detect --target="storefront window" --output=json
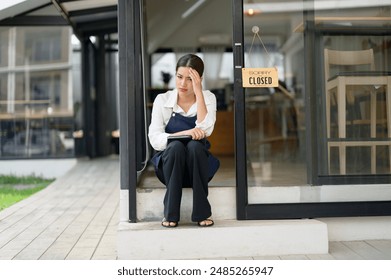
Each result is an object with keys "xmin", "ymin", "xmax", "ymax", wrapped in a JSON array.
[
  {"xmin": 0, "ymin": 27, "xmax": 74, "ymax": 159},
  {"xmin": 314, "ymin": 2, "xmax": 391, "ymax": 176}
]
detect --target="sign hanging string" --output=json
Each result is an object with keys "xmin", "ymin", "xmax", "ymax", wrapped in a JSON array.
[
  {"xmin": 242, "ymin": 26, "xmax": 278, "ymax": 88},
  {"xmin": 246, "ymin": 26, "xmax": 274, "ymax": 68}
]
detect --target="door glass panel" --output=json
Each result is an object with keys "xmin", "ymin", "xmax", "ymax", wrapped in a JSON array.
[{"xmin": 243, "ymin": 0, "xmax": 307, "ymax": 203}]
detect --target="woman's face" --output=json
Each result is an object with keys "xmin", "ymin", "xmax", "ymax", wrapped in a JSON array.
[{"xmin": 176, "ymin": 66, "xmax": 194, "ymax": 96}]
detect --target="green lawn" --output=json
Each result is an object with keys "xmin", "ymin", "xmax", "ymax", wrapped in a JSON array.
[{"xmin": 0, "ymin": 175, "xmax": 54, "ymax": 211}]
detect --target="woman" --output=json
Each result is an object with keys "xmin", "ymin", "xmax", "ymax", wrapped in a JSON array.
[{"xmin": 148, "ymin": 54, "xmax": 218, "ymax": 228}]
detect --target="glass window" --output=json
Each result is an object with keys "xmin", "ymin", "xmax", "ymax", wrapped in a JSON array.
[
  {"xmin": 0, "ymin": 28, "xmax": 9, "ymax": 67},
  {"xmin": 0, "ymin": 73, "xmax": 7, "ymax": 101},
  {"xmin": 31, "ymin": 73, "xmax": 62, "ymax": 106},
  {"xmin": 0, "ymin": 26, "xmax": 74, "ymax": 159},
  {"xmin": 314, "ymin": 1, "xmax": 391, "ymax": 177},
  {"xmin": 15, "ymin": 27, "xmax": 69, "ymax": 66},
  {"xmin": 26, "ymin": 31, "xmax": 62, "ymax": 62}
]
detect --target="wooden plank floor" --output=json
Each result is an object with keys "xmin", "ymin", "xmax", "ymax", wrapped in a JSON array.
[
  {"xmin": 1, "ymin": 155, "xmax": 390, "ymax": 260},
  {"xmin": 0, "ymin": 156, "xmax": 119, "ymax": 260}
]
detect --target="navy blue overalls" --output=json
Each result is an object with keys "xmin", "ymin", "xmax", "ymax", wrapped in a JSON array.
[{"xmin": 151, "ymin": 112, "xmax": 219, "ymax": 222}]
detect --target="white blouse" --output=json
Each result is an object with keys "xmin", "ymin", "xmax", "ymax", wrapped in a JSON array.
[{"xmin": 148, "ymin": 89, "xmax": 217, "ymax": 151}]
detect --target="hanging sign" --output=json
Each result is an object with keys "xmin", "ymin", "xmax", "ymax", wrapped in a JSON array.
[
  {"xmin": 242, "ymin": 26, "xmax": 279, "ymax": 88},
  {"xmin": 242, "ymin": 67, "xmax": 278, "ymax": 88}
]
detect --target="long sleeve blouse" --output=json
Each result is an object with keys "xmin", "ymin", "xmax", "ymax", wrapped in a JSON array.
[{"xmin": 148, "ymin": 89, "xmax": 217, "ymax": 151}]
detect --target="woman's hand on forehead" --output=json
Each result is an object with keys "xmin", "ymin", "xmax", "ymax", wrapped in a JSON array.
[
  {"xmin": 189, "ymin": 68, "xmax": 200, "ymax": 79},
  {"xmin": 189, "ymin": 68, "xmax": 202, "ymax": 93}
]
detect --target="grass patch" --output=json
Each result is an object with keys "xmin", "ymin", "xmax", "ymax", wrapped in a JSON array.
[{"xmin": 0, "ymin": 175, "xmax": 54, "ymax": 211}]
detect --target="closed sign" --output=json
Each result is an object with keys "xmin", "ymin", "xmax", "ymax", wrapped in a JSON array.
[{"xmin": 242, "ymin": 67, "xmax": 278, "ymax": 88}]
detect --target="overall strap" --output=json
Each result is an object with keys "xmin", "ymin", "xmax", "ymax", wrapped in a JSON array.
[{"xmin": 165, "ymin": 113, "xmax": 197, "ymax": 134}]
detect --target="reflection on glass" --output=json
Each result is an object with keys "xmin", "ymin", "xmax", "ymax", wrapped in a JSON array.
[
  {"xmin": 0, "ymin": 26, "xmax": 74, "ymax": 159},
  {"xmin": 315, "ymin": 0, "xmax": 391, "ymax": 176},
  {"xmin": 245, "ymin": 85, "xmax": 307, "ymax": 187},
  {"xmin": 0, "ymin": 28, "xmax": 8, "ymax": 67},
  {"xmin": 323, "ymin": 37, "xmax": 391, "ymax": 175}
]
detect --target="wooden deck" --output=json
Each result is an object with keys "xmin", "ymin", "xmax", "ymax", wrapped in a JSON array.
[
  {"xmin": 1, "ymin": 155, "xmax": 391, "ymax": 260},
  {"xmin": 0, "ymin": 156, "xmax": 119, "ymax": 260}
]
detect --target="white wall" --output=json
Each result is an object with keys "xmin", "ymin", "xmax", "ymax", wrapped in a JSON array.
[{"xmin": 0, "ymin": 159, "xmax": 77, "ymax": 179}]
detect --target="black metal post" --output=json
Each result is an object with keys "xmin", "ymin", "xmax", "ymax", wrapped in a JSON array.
[
  {"xmin": 81, "ymin": 39, "xmax": 97, "ymax": 158},
  {"xmin": 95, "ymin": 35, "xmax": 112, "ymax": 156},
  {"xmin": 118, "ymin": 0, "xmax": 138, "ymax": 222}
]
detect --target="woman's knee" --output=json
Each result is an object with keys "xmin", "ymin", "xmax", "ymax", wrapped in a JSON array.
[
  {"xmin": 163, "ymin": 141, "xmax": 186, "ymax": 160},
  {"xmin": 168, "ymin": 140, "xmax": 186, "ymax": 151},
  {"xmin": 187, "ymin": 140, "xmax": 207, "ymax": 157}
]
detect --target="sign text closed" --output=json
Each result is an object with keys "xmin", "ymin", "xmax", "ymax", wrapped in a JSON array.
[{"xmin": 242, "ymin": 67, "xmax": 278, "ymax": 88}]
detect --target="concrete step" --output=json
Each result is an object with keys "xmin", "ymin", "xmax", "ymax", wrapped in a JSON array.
[
  {"xmin": 136, "ymin": 185, "xmax": 236, "ymax": 222},
  {"xmin": 117, "ymin": 219, "xmax": 329, "ymax": 259}
]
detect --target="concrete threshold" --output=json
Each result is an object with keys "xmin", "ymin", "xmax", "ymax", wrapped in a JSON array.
[
  {"xmin": 319, "ymin": 216, "xmax": 391, "ymax": 241},
  {"xmin": 117, "ymin": 219, "xmax": 328, "ymax": 260}
]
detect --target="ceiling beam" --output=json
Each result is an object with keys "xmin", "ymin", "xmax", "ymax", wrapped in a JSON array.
[
  {"xmin": 52, "ymin": 0, "xmax": 118, "ymax": 39},
  {"xmin": 76, "ymin": 18, "xmax": 117, "ymax": 33},
  {"xmin": 68, "ymin": 5, "xmax": 117, "ymax": 17}
]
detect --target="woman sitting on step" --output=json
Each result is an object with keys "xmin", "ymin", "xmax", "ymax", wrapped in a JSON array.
[{"xmin": 148, "ymin": 54, "xmax": 219, "ymax": 228}]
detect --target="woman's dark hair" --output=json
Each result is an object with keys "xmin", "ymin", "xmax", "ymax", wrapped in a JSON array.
[{"xmin": 176, "ymin": 54, "xmax": 204, "ymax": 77}]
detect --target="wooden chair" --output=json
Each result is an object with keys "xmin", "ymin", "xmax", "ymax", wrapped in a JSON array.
[{"xmin": 324, "ymin": 48, "xmax": 391, "ymax": 174}]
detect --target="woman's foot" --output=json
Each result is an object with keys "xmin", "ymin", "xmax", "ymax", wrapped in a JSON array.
[
  {"xmin": 161, "ymin": 218, "xmax": 178, "ymax": 228},
  {"xmin": 197, "ymin": 217, "xmax": 214, "ymax": 227}
]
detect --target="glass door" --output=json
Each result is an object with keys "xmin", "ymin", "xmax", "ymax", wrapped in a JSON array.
[
  {"xmin": 234, "ymin": 0, "xmax": 309, "ymax": 219},
  {"xmin": 243, "ymin": 1, "xmax": 307, "ymax": 202},
  {"xmin": 233, "ymin": 0, "xmax": 391, "ymax": 219}
]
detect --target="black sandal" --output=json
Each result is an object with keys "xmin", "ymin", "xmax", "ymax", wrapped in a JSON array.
[
  {"xmin": 198, "ymin": 218, "xmax": 214, "ymax": 227},
  {"xmin": 161, "ymin": 218, "xmax": 178, "ymax": 228}
]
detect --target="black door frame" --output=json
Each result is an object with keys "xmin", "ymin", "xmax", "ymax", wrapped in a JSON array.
[{"xmin": 232, "ymin": 0, "xmax": 391, "ymax": 220}]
